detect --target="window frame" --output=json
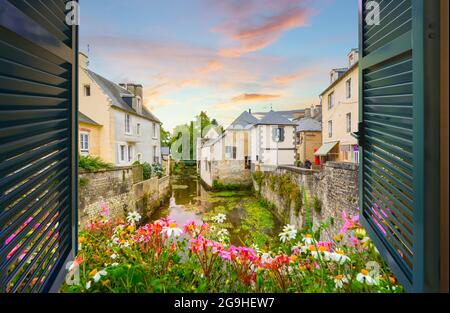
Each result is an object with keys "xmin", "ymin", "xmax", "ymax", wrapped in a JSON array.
[
  {"xmin": 346, "ymin": 113, "xmax": 352, "ymax": 133},
  {"xmin": 80, "ymin": 132, "xmax": 90, "ymax": 155},
  {"xmin": 125, "ymin": 113, "xmax": 131, "ymax": 135},
  {"xmin": 346, "ymin": 78, "xmax": 352, "ymax": 99},
  {"xmin": 83, "ymin": 84, "xmax": 91, "ymax": 97},
  {"xmin": 328, "ymin": 120, "xmax": 333, "ymax": 138}
]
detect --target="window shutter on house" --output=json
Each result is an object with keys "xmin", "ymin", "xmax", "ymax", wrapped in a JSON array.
[
  {"xmin": 359, "ymin": 0, "xmax": 441, "ymax": 292},
  {"xmin": 279, "ymin": 128, "xmax": 285, "ymax": 142},
  {"xmin": 0, "ymin": 0, "xmax": 78, "ymax": 292}
]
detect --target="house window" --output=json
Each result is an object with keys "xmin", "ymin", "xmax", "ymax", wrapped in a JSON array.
[
  {"xmin": 83, "ymin": 85, "xmax": 91, "ymax": 97},
  {"xmin": 153, "ymin": 146, "xmax": 159, "ymax": 163},
  {"xmin": 137, "ymin": 123, "xmax": 141, "ymax": 136},
  {"xmin": 346, "ymin": 113, "xmax": 352, "ymax": 133},
  {"xmin": 128, "ymin": 146, "xmax": 133, "ymax": 162},
  {"xmin": 80, "ymin": 133, "xmax": 89, "ymax": 155},
  {"xmin": 119, "ymin": 145, "xmax": 126, "ymax": 163},
  {"xmin": 328, "ymin": 92, "xmax": 335, "ymax": 109},
  {"xmin": 273, "ymin": 127, "xmax": 285, "ymax": 143},
  {"xmin": 328, "ymin": 120, "xmax": 333, "ymax": 138},
  {"xmin": 125, "ymin": 114, "xmax": 131, "ymax": 134},
  {"xmin": 346, "ymin": 78, "xmax": 352, "ymax": 99},
  {"xmin": 152, "ymin": 123, "xmax": 157, "ymax": 138},
  {"xmin": 225, "ymin": 146, "xmax": 237, "ymax": 159}
]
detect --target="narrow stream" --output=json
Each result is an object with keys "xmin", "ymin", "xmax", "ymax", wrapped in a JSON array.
[{"xmin": 148, "ymin": 166, "xmax": 283, "ymax": 247}]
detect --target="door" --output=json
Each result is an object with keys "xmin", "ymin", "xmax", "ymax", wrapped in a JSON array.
[
  {"xmin": 358, "ymin": 0, "xmax": 441, "ymax": 292},
  {"xmin": 0, "ymin": 0, "xmax": 78, "ymax": 292}
]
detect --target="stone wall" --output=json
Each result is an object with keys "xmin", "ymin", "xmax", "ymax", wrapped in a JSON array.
[
  {"xmin": 253, "ymin": 162, "xmax": 359, "ymax": 240},
  {"xmin": 211, "ymin": 160, "xmax": 252, "ymax": 187},
  {"xmin": 79, "ymin": 166, "xmax": 171, "ymax": 228}
]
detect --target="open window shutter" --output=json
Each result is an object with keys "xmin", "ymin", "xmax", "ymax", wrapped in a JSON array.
[
  {"xmin": 279, "ymin": 128, "xmax": 285, "ymax": 142},
  {"xmin": 0, "ymin": 0, "xmax": 78, "ymax": 292},
  {"xmin": 359, "ymin": 0, "xmax": 441, "ymax": 292}
]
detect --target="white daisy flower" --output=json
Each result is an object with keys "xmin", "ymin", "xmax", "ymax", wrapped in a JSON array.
[
  {"xmin": 126, "ymin": 211, "xmax": 142, "ymax": 224},
  {"xmin": 111, "ymin": 253, "xmax": 118, "ymax": 260},
  {"xmin": 334, "ymin": 275, "xmax": 349, "ymax": 289},
  {"xmin": 356, "ymin": 269, "xmax": 377, "ymax": 285},
  {"xmin": 301, "ymin": 234, "xmax": 316, "ymax": 245},
  {"xmin": 111, "ymin": 263, "xmax": 119, "ymax": 267},
  {"xmin": 162, "ymin": 222, "xmax": 183, "ymax": 238},
  {"xmin": 331, "ymin": 250, "xmax": 351, "ymax": 264},
  {"xmin": 212, "ymin": 213, "xmax": 227, "ymax": 223}
]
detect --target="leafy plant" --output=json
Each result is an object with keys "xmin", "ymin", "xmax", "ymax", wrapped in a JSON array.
[
  {"xmin": 79, "ymin": 155, "xmax": 114, "ymax": 172},
  {"xmin": 142, "ymin": 162, "xmax": 152, "ymax": 180},
  {"xmin": 312, "ymin": 195, "xmax": 322, "ymax": 214},
  {"xmin": 79, "ymin": 177, "xmax": 90, "ymax": 188},
  {"xmin": 151, "ymin": 163, "xmax": 164, "ymax": 178}
]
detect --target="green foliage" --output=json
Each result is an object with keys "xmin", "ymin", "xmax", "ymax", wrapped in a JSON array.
[
  {"xmin": 212, "ymin": 180, "xmax": 250, "ymax": 191},
  {"xmin": 79, "ymin": 155, "xmax": 114, "ymax": 172},
  {"xmin": 160, "ymin": 126, "xmax": 171, "ymax": 147},
  {"xmin": 142, "ymin": 162, "xmax": 152, "ymax": 180},
  {"xmin": 295, "ymin": 160, "xmax": 304, "ymax": 168},
  {"xmin": 312, "ymin": 195, "xmax": 322, "ymax": 214},
  {"xmin": 252, "ymin": 170, "xmax": 265, "ymax": 192},
  {"xmin": 79, "ymin": 177, "xmax": 89, "ymax": 188},
  {"xmin": 151, "ymin": 163, "xmax": 164, "ymax": 178}
]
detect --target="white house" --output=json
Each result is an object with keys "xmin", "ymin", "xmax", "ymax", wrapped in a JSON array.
[
  {"xmin": 250, "ymin": 110, "xmax": 297, "ymax": 171},
  {"xmin": 78, "ymin": 53, "xmax": 162, "ymax": 166},
  {"xmin": 198, "ymin": 110, "xmax": 297, "ymax": 187}
]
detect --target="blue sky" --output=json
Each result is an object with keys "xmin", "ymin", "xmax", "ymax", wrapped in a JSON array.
[{"xmin": 80, "ymin": 0, "xmax": 358, "ymax": 130}]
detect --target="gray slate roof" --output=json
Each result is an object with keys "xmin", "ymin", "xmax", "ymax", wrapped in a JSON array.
[
  {"xmin": 296, "ymin": 117, "xmax": 322, "ymax": 132},
  {"xmin": 256, "ymin": 110, "xmax": 297, "ymax": 126},
  {"xmin": 79, "ymin": 112, "xmax": 101, "ymax": 125},
  {"xmin": 86, "ymin": 69, "xmax": 161, "ymax": 123},
  {"xmin": 254, "ymin": 109, "xmax": 305, "ymax": 121},
  {"xmin": 227, "ymin": 111, "xmax": 259, "ymax": 130}
]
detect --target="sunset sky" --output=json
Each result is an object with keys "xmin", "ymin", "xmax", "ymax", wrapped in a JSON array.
[{"xmin": 80, "ymin": 0, "xmax": 358, "ymax": 130}]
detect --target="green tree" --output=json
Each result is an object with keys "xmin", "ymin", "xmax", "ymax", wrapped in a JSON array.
[{"xmin": 160, "ymin": 126, "xmax": 171, "ymax": 147}]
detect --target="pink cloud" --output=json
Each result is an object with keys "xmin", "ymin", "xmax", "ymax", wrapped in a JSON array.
[{"xmin": 211, "ymin": 0, "xmax": 315, "ymax": 57}]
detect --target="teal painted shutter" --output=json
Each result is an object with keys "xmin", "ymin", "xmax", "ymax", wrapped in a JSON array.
[
  {"xmin": 0, "ymin": 0, "xmax": 78, "ymax": 292},
  {"xmin": 359, "ymin": 0, "xmax": 441, "ymax": 292}
]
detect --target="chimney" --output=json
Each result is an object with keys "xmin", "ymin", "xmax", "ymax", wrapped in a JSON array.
[
  {"xmin": 305, "ymin": 108, "xmax": 311, "ymax": 118},
  {"xmin": 79, "ymin": 52, "xmax": 89, "ymax": 69}
]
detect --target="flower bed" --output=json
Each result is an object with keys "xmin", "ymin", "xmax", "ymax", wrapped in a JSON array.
[{"xmin": 62, "ymin": 207, "xmax": 402, "ymax": 293}]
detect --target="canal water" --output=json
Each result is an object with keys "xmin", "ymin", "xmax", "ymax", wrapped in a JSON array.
[{"xmin": 149, "ymin": 166, "xmax": 283, "ymax": 247}]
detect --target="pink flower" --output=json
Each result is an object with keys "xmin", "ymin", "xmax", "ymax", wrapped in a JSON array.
[
  {"xmin": 340, "ymin": 211, "xmax": 360, "ymax": 234},
  {"xmin": 101, "ymin": 201, "xmax": 110, "ymax": 218}
]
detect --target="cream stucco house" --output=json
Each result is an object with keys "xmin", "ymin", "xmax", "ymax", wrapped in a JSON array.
[
  {"xmin": 78, "ymin": 53, "xmax": 162, "ymax": 166},
  {"xmin": 316, "ymin": 49, "xmax": 359, "ymax": 164},
  {"xmin": 199, "ymin": 111, "xmax": 256, "ymax": 187}
]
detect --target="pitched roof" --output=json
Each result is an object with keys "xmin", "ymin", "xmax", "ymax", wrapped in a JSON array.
[
  {"xmin": 253, "ymin": 109, "xmax": 305, "ymax": 121},
  {"xmin": 256, "ymin": 110, "xmax": 297, "ymax": 126},
  {"xmin": 79, "ymin": 112, "xmax": 101, "ymax": 126},
  {"xmin": 86, "ymin": 69, "xmax": 161, "ymax": 123},
  {"xmin": 296, "ymin": 117, "xmax": 322, "ymax": 132},
  {"xmin": 227, "ymin": 111, "xmax": 259, "ymax": 130}
]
